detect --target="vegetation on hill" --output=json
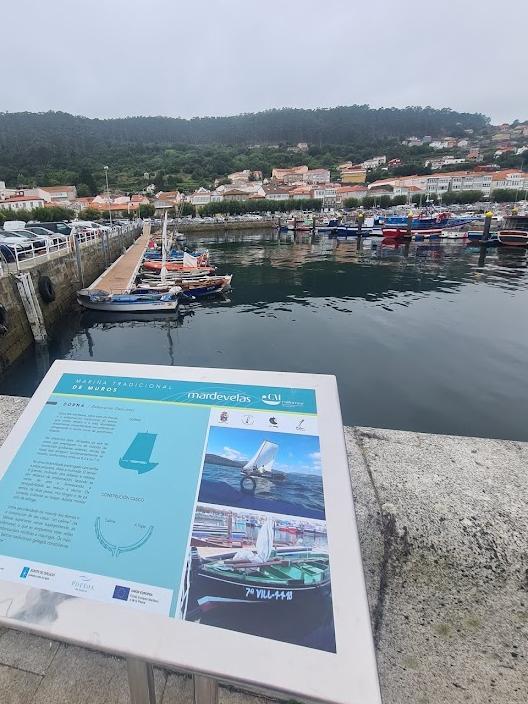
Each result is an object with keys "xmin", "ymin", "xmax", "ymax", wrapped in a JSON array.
[{"xmin": 0, "ymin": 106, "xmax": 489, "ymax": 193}]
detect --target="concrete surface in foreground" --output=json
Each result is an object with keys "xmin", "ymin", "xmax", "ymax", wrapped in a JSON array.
[{"xmin": 0, "ymin": 395, "xmax": 526, "ymax": 704}]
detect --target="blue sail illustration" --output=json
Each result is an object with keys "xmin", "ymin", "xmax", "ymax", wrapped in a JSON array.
[{"xmin": 119, "ymin": 432, "xmax": 158, "ymax": 474}]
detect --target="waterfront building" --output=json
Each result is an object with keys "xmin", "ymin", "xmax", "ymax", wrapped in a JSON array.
[
  {"xmin": 369, "ymin": 169, "xmax": 528, "ymax": 198},
  {"xmin": 190, "ymin": 187, "xmax": 214, "ymax": 206},
  {"xmin": 289, "ymin": 185, "xmax": 314, "ymax": 200},
  {"xmin": 262, "ymin": 185, "xmax": 292, "ymax": 201},
  {"xmin": 335, "ymin": 185, "xmax": 369, "ymax": 203},
  {"xmin": 0, "ymin": 193, "xmax": 46, "ymax": 211}
]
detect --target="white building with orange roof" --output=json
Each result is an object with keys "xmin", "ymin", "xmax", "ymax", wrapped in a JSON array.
[
  {"xmin": 289, "ymin": 185, "xmax": 313, "ymax": 200},
  {"xmin": 39, "ymin": 185, "xmax": 77, "ymax": 203},
  {"xmin": 0, "ymin": 193, "xmax": 46, "ymax": 211},
  {"xmin": 271, "ymin": 165, "xmax": 308, "ymax": 184}
]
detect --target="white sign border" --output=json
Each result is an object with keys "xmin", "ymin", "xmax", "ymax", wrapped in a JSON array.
[{"xmin": 0, "ymin": 360, "xmax": 381, "ymax": 704}]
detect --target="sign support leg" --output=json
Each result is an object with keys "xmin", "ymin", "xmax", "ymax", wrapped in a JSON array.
[
  {"xmin": 193, "ymin": 674, "xmax": 218, "ymax": 704},
  {"xmin": 127, "ymin": 658, "xmax": 156, "ymax": 704}
]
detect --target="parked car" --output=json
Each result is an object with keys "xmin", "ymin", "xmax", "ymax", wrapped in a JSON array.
[
  {"xmin": 69, "ymin": 220, "xmax": 110, "ymax": 233},
  {"xmin": 4, "ymin": 230, "xmax": 47, "ymax": 249},
  {"xmin": 24, "ymin": 225, "xmax": 68, "ymax": 243},
  {"xmin": 27, "ymin": 221, "xmax": 73, "ymax": 236},
  {"xmin": 0, "ymin": 231, "xmax": 34, "ymax": 258}
]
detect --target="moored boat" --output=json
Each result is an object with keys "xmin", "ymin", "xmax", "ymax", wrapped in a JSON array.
[
  {"xmin": 497, "ymin": 215, "xmax": 528, "ymax": 247},
  {"xmin": 133, "ymin": 274, "xmax": 232, "ymax": 299},
  {"xmin": 142, "ymin": 260, "xmax": 215, "ymax": 274},
  {"xmin": 77, "ymin": 287, "xmax": 181, "ymax": 312}
]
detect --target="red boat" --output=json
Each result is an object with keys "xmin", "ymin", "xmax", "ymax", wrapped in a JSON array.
[{"xmin": 142, "ymin": 261, "xmax": 215, "ymax": 274}]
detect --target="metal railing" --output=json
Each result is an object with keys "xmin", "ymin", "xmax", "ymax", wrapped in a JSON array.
[{"xmin": 1, "ymin": 222, "xmax": 141, "ymax": 272}]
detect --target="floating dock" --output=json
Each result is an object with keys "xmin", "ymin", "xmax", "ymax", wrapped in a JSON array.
[{"xmin": 89, "ymin": 225, "xmax": 151, "ymax": 293}]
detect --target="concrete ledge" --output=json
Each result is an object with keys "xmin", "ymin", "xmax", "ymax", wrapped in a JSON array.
[{"xmin": 0, "ymin": 396, "xmax": 526, "ymax": 703}]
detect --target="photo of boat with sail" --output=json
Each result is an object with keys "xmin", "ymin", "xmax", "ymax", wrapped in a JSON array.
[
  {"xmin": 181, "ymin": 507, "xmax": 335, "ymax": 652},
  {"xmin": 198, "ymin": 427, "xmax": 325, "ymax": 520}
]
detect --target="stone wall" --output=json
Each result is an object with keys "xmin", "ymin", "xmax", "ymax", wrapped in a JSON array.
[
  {"xmin": 0, "ymin": 227, "xmax": 141, "ymax": 373},
  {"xmin": 176, "ymin": 219, "xmax": 276, "ymax": 233}
]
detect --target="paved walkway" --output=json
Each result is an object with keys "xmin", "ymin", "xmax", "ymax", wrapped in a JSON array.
[
  {"xmin": 90, "ymin": 229, "xmax": 150, "ymax": 293},
  {"xmin": 0, "ymin": 396, "xmax": 526, "ymax": 704}
]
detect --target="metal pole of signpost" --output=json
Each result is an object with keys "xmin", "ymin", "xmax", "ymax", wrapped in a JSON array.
[
  {"xmin": 193, "ymin": 674, "xmax": 218, "ymax": 704},
  {"xmin": 126, "ymin": 658, "xmax": 156, "ymax": 704}
]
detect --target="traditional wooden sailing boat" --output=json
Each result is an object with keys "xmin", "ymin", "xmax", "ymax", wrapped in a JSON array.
[
  {"xmin": 241, "ymin": 440, "xmax": 286, "ymax": 482},
  {"xmin": 185, "ymin": 519, "xmax": 333, "ymax": 647}
]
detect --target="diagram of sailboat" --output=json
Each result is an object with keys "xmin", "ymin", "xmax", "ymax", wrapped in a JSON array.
[
  {"xmin": 119, "ymin": 432, "xmax": 158, "ymax": 474},
  {"xmin": 241, "ymin": 440, "xmax": 285, "ymax": 481}
]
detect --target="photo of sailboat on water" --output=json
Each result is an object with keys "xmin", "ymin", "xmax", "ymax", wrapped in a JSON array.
[
  {"xmin": 198, "ymin": 427, "xmax": 325, "ymax": 519},
  {"xmin": 181, "ymin": 506, "xmax": 336, "ymax": 652}
]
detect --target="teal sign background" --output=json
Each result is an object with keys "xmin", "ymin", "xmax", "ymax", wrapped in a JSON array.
[
  {"xmin": 0, "ymin": 393, "xmax": 209, "ymax": 595},
  {"xmin": 53, "ymin": 373, "xmax": 317, "ymax": 414}
]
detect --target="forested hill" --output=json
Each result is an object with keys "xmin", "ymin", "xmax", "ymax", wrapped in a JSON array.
[
  {"xmin": 0, "ymin": 106, "xmax": 489, "ymax": 193},
  {"xmin": 0, "ymin": 105, "xmax": 487, "ymax": 148}
]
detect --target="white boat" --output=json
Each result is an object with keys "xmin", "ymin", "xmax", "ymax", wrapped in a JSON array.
[{"xmin": 77, "ymin": 287, "xmax": 182, "ymax": 312}]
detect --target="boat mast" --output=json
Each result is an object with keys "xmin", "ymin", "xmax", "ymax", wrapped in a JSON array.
[{"xmin": 161, "ymin": 211, "xmax": 168, "ymax": 284}]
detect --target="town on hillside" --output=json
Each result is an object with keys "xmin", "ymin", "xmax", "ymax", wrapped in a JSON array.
[{"xmin": 1, "ymin": 119, "xmax": 528, "ymax": 219}]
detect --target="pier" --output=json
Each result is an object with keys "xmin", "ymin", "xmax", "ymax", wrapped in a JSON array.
[
  {"xmin": 0, "ymin": 394, "xmax": 525, "ymax": 704},
  {"xmin": 89, "ymin": 225, "xmax": 152, "ymax": 293}
]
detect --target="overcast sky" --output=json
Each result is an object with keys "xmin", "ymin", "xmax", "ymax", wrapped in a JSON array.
[{"xmin": 2, "ymin": 0, "xmax": 526, "ymax": 124}]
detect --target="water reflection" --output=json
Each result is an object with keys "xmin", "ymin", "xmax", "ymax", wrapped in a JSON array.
[{"xmin": 2, "ymin": 230, "xmax": 528, "ymax": 440}]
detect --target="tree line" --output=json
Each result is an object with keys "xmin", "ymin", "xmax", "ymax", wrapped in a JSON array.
[{"xmin": 0, "ymin": 106, "xmax": 489, "ymax": 194}]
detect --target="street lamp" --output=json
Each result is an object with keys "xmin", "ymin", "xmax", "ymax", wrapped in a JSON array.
[{"xmin": 103, "ymin": 166, "xmax": 112, "ymax": 227}]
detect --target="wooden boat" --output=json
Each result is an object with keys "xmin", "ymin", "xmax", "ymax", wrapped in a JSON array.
[
  {"xmin": 186, "ymin": 545, "xmax": 332, "ymax": 625},
  {"xmin": 77, "ymin": 287, "xmax": 181, "ymax": 312},
  {"xmin": 142, "ymin": 260, "xmax": 215, "ymax": 273},
  {"xmin": 133, "ymin": 275, "xmax": 232, "ymax": 299},
  {"xmin": 497, "ymin": 216, "xmax": 528, "ymax": 247}
]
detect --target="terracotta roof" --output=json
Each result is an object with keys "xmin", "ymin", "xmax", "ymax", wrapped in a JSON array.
[
  {"xmin": 41, "ymin": 185, "xmax": 75, "ymax": 192},
  {"xmin": 1, "ymin": 195, "xmax": 44, "ymax": 202},
  {"xmin": 336, "ymin": 185, "xmax": 368, "ymax": 192}
]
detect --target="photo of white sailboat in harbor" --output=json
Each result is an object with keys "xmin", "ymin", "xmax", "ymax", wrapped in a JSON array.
[{"xmin": 198, "ymin": 427, "xmax": 325, "ymax": 519}]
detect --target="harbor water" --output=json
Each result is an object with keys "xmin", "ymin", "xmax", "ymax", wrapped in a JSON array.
[{"xmin": 2, "ymin": 229, "xmax": 528, "ymax": 441}]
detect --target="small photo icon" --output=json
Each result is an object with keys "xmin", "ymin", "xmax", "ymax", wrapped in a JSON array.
[
  {"xmin": 220, "ymin": 411, "xmax": 229, "ymax": 423},
  {"xmin": 19, "ymin": 566, "xmax": 30, "ymax": 579}
]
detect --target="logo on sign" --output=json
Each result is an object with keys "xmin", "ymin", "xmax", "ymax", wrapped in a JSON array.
[
  {"xmin": 113, "ymin": 585, "xmax": 130, "ymax": 601},
  {"xmin": 19, "ymin": 566, "xmax": 30, "ymax": 579},
  {"xmin": 72, "ymin": 576, "xmax": 95, "ymax": 593},
  {"xmin": 262, "ymin": 393, "xmax": 281, "ymax": 406}
]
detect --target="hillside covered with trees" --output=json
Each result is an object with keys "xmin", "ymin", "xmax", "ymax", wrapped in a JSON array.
[{"xmin": 0, "ymin": 105, "xmax": 490, "ymax": 194}]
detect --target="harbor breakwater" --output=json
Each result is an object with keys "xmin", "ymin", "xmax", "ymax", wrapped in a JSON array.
[
  {"xmin": 0, "ymin": 396, "xmax": 525, "ymax": 704},
  {"xmin": 0, "ymin": 224, "xmax": 143, "ymax": 374}
]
